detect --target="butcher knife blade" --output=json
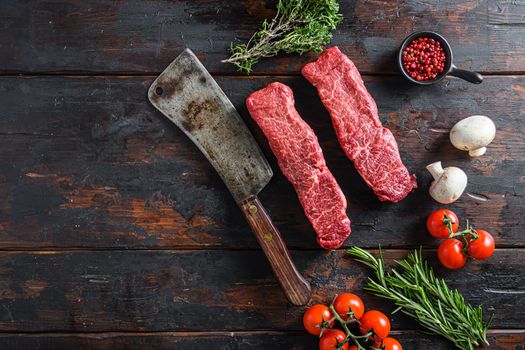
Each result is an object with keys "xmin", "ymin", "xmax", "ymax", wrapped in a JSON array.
[{"xmin": 148, "ymin": 49, "xmax": 311, "ymax": 306}]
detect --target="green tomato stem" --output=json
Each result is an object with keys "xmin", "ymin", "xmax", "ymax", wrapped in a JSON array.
[
  {"xmin": 444, "ymin": 216, "xmax": 479, "ymax": 253},
  {"xmin": 328, "ymin": 303, "xmax": 371, "ymax": 350}
]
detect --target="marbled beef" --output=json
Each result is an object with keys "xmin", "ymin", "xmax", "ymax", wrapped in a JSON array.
[
  {"xmin": 246, "ymin": 82, "xmax": 351, "ymax": 249},
  {"xmin": 302, "ymin": 46, "xmax": 417, "ymax": 202}
]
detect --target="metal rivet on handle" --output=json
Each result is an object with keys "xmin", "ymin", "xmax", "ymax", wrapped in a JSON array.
[
  {"xmin": 248, "ymin": 205, "xmax": 258, "ymax": 214},
  {"xmin": 263, "ymin": 232, "xmax": 273, "ymax": 242}
]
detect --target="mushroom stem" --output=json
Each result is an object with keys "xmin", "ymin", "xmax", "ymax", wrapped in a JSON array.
[
  {"xmin": 449, "ymin": 115, "xmax": 496, "ymax": 158},
  {"xmin": 426, "ymin": 161, "xmax": 444, "ymax": 181},
  {"xmin": 468, "ymin": 147, "xmax": 487, "ymax": 157}
]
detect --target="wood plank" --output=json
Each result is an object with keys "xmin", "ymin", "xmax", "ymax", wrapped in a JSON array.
[
  {"xmin": 0, "ymin": 76, "xmax": 523, "ymax": 249},
  {"xmin": 488, "ymin": 0, "xmax": 525, "ymax": 25},
  {"xmin": 0, "ymin": 330, "xmax": 523, "ymax": 350},
  {"xmin": 0, "ymin": 249, "xmax": 522, "ymax": 331},
  {"xmin": 1, "ymin": 0, "xmax": 524, "ymax": 74}
]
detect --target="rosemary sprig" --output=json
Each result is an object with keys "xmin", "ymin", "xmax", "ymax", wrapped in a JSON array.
[
  {"xmin": 348, "ymin": 247, "xmax": 493, "ymax": 350},
  {"xmin": 222, "ymin": 0, "xmax": 342, "ymax": 74}
]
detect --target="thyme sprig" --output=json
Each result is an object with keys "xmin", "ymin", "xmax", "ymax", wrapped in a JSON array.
[
  {"xmin": 222, "ymin": 0, "xmax": 342, "ymax": 74},
  {"xmin": 348, "ymin": 247, "xmax": 493, "ymax": 350}
]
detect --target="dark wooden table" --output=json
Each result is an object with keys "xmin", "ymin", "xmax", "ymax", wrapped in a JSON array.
[{"xmin": 1, "ymin": 1, "xmax": 524, "ymax": 349}]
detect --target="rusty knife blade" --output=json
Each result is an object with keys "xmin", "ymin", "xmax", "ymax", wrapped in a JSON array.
[{"xmin": 148, "ymin": 49, "xmax": 273, "ymax": 203}]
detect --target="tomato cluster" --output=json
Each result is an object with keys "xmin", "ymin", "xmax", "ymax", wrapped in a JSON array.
[
  {"xmin": 303, "ymin": 293, "xmax": 402, "ymax": 350},
  {"xmin": 427, "ymin": 209, "xmax": 495, "ymax": 269}
]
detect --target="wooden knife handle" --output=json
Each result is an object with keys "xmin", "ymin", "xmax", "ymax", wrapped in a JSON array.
[{"xmin": 241, "ymin": 196, "xmax": 312, "ymax": 306}]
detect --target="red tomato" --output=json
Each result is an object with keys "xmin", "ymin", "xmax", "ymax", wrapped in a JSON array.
[
  {"xmin": 333, "ymin": 293, "xmax": 365, "ymax": 320},
  {"xmin": 348, "ymin": 346, "xmax": 358, "ymax": 350},
  {"xmin": 319, "ymin": 329, "xmax": 348, "ymax": 350},
  {"xmin": 374, "ymin": 337, "xmax": 403, "ymax": 350},
  {"xmin": 467, "ymin": 230, "xmax": 495, "ymax": 260},
  {"xmin": 438, "ymin": 238, "xmax": 467, "ymax": 269},
  {"xmin": 427, "ymin": 209, "xmax": 459, "ymax": 239},
  {"xmin": 303, "ymin": 304, "xmax": 334, "ymax": 336},
  {"xmin": 359, "ymin": 310, "xmax": 391, "ymax": 341}
]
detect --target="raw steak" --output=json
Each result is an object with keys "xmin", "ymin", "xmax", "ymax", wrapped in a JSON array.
[
  {"xmin": 246, "ymin": 82, "xmax": 351, "ymax": 249},
  {"xmin": 302, "ymin": 46, "xmax": 417, "ymax": 202}
]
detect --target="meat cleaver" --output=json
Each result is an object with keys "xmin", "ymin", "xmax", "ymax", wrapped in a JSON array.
[{"xmin": 148, "ymin": 49, "xmax": 311, "ymax": 306}]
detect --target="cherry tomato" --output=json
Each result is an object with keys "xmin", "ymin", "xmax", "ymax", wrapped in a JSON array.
[
  {"xmin": 427, "ymin": 209, "xmax": 459, "ymax": 239},
  {"xmin": 303, "ymin": 304, "xmax": 334, "ymax": 336},
  {"xmin": 348, "ymin": 346, "xmax": 358, "ymax": 350},
  {"xmin": 333, "ymin": 293, "xmax": 365, "ymax": 320},
  {"xmin": 438, "ymin": 238, "xmax": 467, "ymax": 269},
  {"xmin": 359, "ymin": 310, "xmax": 391, "ymax": 341},
  {"xmin": 319, "ymin": 329, "xmax": 348, "ymax": 350},
  {"xmin": 374, "ymin": 337, "xmax": 403, "ymax": 350},
  {"xmin": 467, "ymin": 230, "xmax": 495, "ymax": 260}
]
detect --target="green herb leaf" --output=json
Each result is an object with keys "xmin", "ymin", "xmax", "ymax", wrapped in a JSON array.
[
  {"xmin": 222, "ymin": 0, "xmax": 342, "ymax": 74},
  {"xmin": 348, "ymin": 246, "xmax": 492, "ymax": 350}
]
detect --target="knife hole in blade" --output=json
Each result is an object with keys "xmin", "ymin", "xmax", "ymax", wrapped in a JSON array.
[{"xmin": 155, "ymin": 87, "xmax": 164, "ymax": 96}]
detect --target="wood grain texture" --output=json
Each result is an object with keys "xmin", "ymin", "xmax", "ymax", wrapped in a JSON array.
[
  {"xmin": 0, "ymin": 75, "xmax": 522, "ymax": 249},
  {"xmin": 0, "ymin": 249, "xmax": 522, "ymax": 331},
  {"xmin": 488, "ymin": 0, "xmax": 525, "ymax": 24},
  {"xmin": 241, "ymin": 196, "xmax": 311, "ymax": 306},
  {"xmin": 1, "ymin": 1, "xmax": 524, "ymax": 347},
  {"xmin": 0, "ymin": 330, "xmax": 523, "ymax": 350},
  {"xmin": 1, "ymin": 0, "xmax": 524, "ymax": 74}
]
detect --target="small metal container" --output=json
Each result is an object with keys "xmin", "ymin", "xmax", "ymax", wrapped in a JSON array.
[{"xmin": 397, "ymin": 31, "xmax": 483, "ymax": 85}]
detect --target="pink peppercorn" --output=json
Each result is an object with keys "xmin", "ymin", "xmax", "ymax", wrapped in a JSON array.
[{"xmin": 402, "ymin": 37, "xmax": 446, "ymax": 81}]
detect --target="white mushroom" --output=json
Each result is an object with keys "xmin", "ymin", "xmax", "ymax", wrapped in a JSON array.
[
  {"xmin": 426, "ymin": 161, "xmax": 468, "ymax": 204},
  {"xmin": 449, "ymin": 115, "xmax": 496, "ymax": 157}
]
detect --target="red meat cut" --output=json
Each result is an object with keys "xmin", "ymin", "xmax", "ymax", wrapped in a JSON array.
[
  {"xmin": 302, "ymin": 46, "xmax": 417, "ymax": 202},
  {"xmin": 246, "ymin": 82, "xmax": 351, "ymax": 249}
]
